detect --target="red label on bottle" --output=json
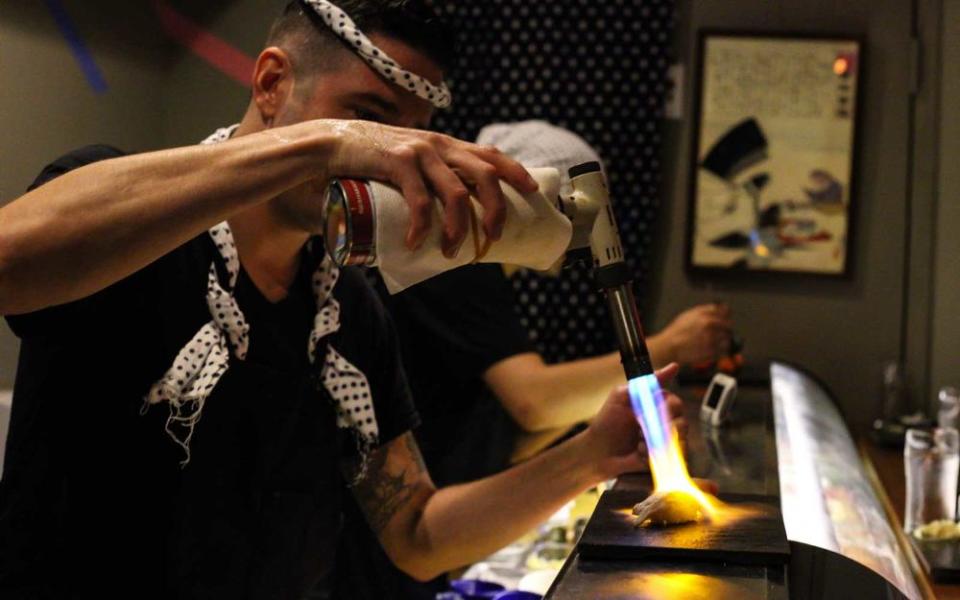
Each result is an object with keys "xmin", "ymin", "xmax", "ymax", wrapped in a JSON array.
[{"xmin": 338, "ymin": 178, "xmax": 375, "ymax": 266}]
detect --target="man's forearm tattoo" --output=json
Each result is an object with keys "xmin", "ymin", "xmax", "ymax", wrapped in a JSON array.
[
  {"xmin": 405, "ymin": 433, "xmax": 427, "ymax": 475},
  {"xmin": 351, "ymin": 433, "xmax": 425, "ymax": 534}
]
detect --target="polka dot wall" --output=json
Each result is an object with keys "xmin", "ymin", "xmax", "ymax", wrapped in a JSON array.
[{"xmin": 430, "ymin": 0, "xmax": 675, "ymax": 363}]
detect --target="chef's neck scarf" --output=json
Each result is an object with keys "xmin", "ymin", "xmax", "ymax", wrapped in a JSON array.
[
  {"xmin": 299, "ymin": 0, "xmax": 452, "ymax": 108},
  {"xmin": 145, "ymin": 124, "xmax": 379, "ymax": 473}
]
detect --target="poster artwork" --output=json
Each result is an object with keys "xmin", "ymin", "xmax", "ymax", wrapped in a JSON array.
[{"xmin": 690, "ymin": 35, "xmax": 860, "ymax": 275}]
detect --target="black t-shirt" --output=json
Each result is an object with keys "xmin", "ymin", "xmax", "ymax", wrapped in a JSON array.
[
  {"xmin": 0, "ymin": 145, "xmax": 418, "ymax": 599},
  {"xmin": 373, "ymin": 264, "xmax": 534, "ymax": 487}
]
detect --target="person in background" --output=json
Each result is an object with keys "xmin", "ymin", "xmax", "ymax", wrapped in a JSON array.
[
  {"xmin": 475, "ymin": 121, "xmax": 733, "ymax": 459},
  {"xmin": 0, "ymin": 3, "xmax": 688, "ymax": 598},
  {"xmin": 380, "ymin": 120, "xmax": 733, "ymax": 487},
  {"xmin": 339, "ymin": 121, "xmax": 730, "ymax": 599}
]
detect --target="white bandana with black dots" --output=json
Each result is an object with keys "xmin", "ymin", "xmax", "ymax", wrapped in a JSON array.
[
  {"xmin": 145, "ymin": 124, "xmax": 380, "ymax": 467},
  {"xmin": 300, "ymin": 0, "xmax": 452, "ymax": 108}
]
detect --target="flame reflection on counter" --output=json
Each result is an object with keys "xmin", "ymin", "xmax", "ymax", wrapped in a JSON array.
[{"xmin": 595, "ymin": 570, "xmax": 762, "ymax": 599}]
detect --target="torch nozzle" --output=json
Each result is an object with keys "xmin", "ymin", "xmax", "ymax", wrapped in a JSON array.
[{"xmin": 606, "ymin": 282, "xmax": 654, "ymax": 379}]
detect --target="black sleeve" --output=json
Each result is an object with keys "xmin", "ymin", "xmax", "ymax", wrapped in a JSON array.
[
  {"xmin": 380, "ymin": 264, "xmax": 535, "ymax": 377},
  {"xmin": 25, "ymin": 144, "xmax": 127, "ymax": 193},
  {"xmin": 4, "ymin": 145, "xmax": 144, "ymax": 339},
  {"xmin": 333, "ymin": 268, "xmax": 420, "ymax": 447}
]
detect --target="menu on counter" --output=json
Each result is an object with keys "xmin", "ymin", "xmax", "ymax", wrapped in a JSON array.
[{"xmin": 772, "ymin": 362, "xmax": 921, "ymax": 600}]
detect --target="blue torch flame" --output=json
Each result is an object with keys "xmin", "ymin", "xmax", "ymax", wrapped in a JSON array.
[{"xmin": 628, "ymin": 373, "xmax": 670, "ymax": 454}]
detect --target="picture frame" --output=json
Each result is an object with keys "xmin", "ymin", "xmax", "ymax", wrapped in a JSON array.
[{"xmin": 686, "ymin": 31, "xmax": 863, "ymax": 277}]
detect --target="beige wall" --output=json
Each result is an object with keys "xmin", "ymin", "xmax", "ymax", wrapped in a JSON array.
[
  {"xmin": 0, "ymin": 1, "xmax": 956, "ymax": 425},
  {"xmin": 646, "ymin": 0, "xmax": 930, "ymax": 426},
  {"xmin": 0, "ymin": 0, "xmax": 281, "ymax": 388},
  {"xmin": 930, "ymin": 0, "xmax": 960, "ymax": 397},
  {"xmin": 0, "ymin": 1, "xmax": 169, "ymax": 388},
  {"xmin": 161, "ymin": 0, "xmax": 284, "ymax": 146}
]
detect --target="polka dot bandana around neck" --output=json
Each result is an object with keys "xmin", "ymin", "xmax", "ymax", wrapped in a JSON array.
[
  {"xmin": 299, "ymin": 0, "xmax": 452, "ymax": 108},
  {"xmin": 145, "ymin": 124, "xmax": 380, "ymax": 470}
]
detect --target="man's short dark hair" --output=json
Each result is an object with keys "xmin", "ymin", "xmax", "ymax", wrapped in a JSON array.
[{"xmin": 267, "ymin": 0, "xmax": 457, "ymax": 80}]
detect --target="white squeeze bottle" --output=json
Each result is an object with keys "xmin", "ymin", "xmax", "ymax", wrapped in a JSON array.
[{"xmin": 320, "ymin": 169, "xmax": 573, "ymax": 294}]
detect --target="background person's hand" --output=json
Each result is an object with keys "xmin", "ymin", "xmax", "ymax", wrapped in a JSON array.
[
  {"xmin": 659, "ymin": 304, "xmax": 733, "ymax": 366},
  {"xmin": 321, "ymin": 119, "xmax": 538, "ymax": 256}
]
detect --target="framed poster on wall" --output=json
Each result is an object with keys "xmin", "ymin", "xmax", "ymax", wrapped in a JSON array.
[{"xmin": 687, "ymin": 32, "xmax": 862, "ymax": 276}]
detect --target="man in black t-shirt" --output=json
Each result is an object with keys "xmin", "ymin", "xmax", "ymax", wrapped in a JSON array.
[
  {"xmin": 0, "ymin": 2, "xmax": 687, "ymax": 598},
  {"xmin": 5, "ymin": 144, "xmax": 420, "ymax": 599}
]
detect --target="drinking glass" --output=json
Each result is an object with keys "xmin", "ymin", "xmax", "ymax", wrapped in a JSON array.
[
  {"xmin": 904, "ymin": 427, "xmax": 960, "ymax": 534},
  {"xmin": 938, "ymin": 386, "xmax": 960, "ymax": 430}
]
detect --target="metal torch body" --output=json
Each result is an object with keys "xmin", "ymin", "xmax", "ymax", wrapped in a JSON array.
[{"xmin": 560, "ymin": 162, "xmax": 654, "ymax": 380}]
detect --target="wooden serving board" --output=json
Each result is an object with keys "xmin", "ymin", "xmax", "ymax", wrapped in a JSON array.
[{"xmin": 578, "ymin": 488, "xmax": 790, "ymax": 566}]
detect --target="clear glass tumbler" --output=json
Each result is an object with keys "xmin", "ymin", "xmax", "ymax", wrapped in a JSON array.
[
  {"xmin": 938, "ymin": 386, "xmax": 960, "ymax": 429},
  {"xmin": 904, "ymin": 427, "xmax": 960, "ymax": 534}
]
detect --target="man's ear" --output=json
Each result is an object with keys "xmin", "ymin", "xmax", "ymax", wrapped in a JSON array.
[{"xmin": 251, "ymin": 47, "xmax": 296, "ymax": 127}]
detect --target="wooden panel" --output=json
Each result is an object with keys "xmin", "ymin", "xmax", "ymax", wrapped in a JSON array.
[{"xmin": 578, "ymin": 488, "xmax": 789, "ymax": 566}]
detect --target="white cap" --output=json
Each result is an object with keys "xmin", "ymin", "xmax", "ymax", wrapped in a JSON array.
[{"xmin": 476, "ymin": 120, "xmax": 605, "ymax": 193}]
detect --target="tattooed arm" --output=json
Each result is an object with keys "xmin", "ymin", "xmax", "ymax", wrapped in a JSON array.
[
  {"xmin": 348, "ymin": 430, "xmax": 598, "ymax": 581},
  {"xmin": 346, "ymin": 365, "xmax": 682, "ymax": 581},
  {"xmin": 349, "ymin": 433, "xmax": 434, "ymax": 537}
]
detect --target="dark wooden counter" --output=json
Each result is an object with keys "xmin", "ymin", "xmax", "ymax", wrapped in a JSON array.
[
  {"xmin": 548, "ymin": 385, "xmax": 788, "ymax": 599},
  {"xmin": 861, "ymin": 437, "xmax": 960, "ymax": 599},
  {"xmin": 548, "ymin": 379, "xmax": 935, "ymax": 599}
]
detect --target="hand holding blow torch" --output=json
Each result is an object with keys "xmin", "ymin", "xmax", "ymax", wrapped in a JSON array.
[{"xmin": 562, "ymin": 163, "xmax": 718, "ymax": 501}]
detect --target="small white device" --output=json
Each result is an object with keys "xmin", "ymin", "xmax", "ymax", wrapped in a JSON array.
[{"xmin": 700, "ymin": 373, "xmax": 738, "ymax": 426}]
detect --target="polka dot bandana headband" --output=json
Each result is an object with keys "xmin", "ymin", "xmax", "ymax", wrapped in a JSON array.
[
  {"xmin": 145, "ymin": 124, "xmax": 380, "ymax": 469},
  {"xmin": 299, "ymin": 0, "xmax": 452, "ymax": 108}
]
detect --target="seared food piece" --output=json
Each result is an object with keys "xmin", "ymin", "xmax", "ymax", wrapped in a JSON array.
[
  {"xmin": 632, "ymin": 490, "xmax": 705, "ymax": 528},
  {"xmin": 913, "ymin": 519, "xmax": 960, "ymax": 541}
]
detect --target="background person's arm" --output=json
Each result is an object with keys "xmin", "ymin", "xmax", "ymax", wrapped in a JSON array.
[
  {"xmin": 483, "ymin": 304, "xmax": 732, "ymax": 432},
  {"xmin": 0, "ymin": 120, "xmax": 535, "ymax": 315},
  {"xmin": 350, "ymin": 365, "xmax": 684, "ymax": 582}
]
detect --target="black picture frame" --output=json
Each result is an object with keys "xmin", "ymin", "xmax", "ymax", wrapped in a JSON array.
[{"xmin": 685, "ymin": 31, "xmax": 864, "ymax": 278}]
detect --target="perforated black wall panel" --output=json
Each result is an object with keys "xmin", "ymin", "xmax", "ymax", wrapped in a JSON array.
[{"xmin": 430, "ymin": 0, "xmax": 675, "ymax": 363}]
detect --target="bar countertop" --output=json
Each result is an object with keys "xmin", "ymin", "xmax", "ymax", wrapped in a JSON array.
[
  {"xmin": 547, "ymin": 374, "xmax": 942, "ymax": 599},
  {"xmin": 861, "ymin": 436, "xmax": 960, "ymax": 599},
  {"xmin": 547, "ymin": 383, "xmax": 787, "ymax": 599}
]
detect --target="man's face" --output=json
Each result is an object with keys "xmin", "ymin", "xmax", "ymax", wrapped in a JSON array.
[
  {"xmin": 289, "ymin": 33, "xmax": 441, "ymax": 129},
  {"xmin": 269, "ymin": 34, "xmax": 443, "ymax": 233}
]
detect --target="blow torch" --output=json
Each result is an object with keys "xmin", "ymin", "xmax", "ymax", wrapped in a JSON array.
[
  {"xmin": 558, "ymin": 162, "xmax": 709, "ymax": 504},
  {"xmin": 557, "ymin": 161, "xmax": 654, "ymax": 380}
]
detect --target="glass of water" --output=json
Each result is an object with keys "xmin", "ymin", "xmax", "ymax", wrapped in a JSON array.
[
  {"xmin": 938, "ymin": 386, "xmax": 960, "ymax": 429},
  {"xmin": 904, "ymin": 427, "xmax": 960, "ymax": 534}
]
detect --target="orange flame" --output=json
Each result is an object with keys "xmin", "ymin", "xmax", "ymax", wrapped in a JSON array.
[
  {"xmin": 650, "ymin": 429, "xmax": 718, "ymax": 518},
  {"xmin": 629, "ymin": 374, "xmax": 718, "ymax": 518}
]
